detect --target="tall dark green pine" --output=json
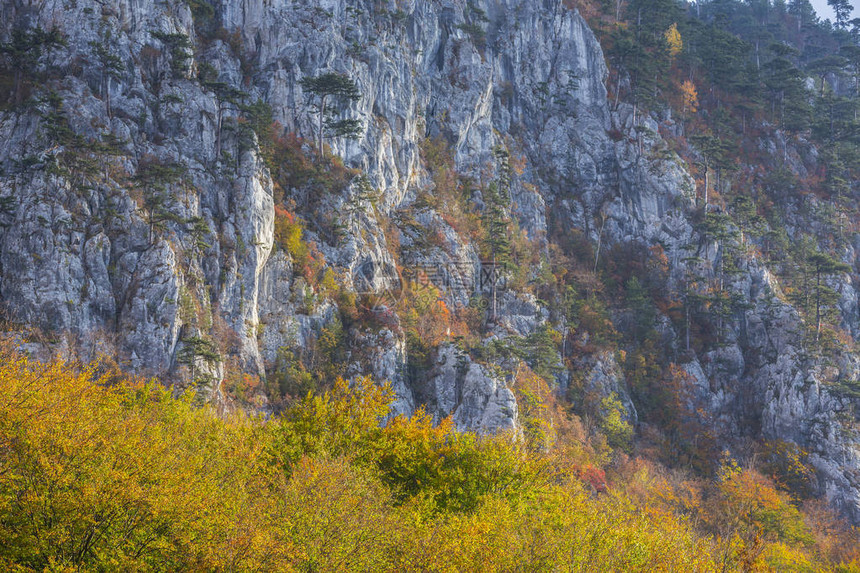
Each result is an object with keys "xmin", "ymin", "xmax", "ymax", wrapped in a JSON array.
[
  {"xmin": 134, "ymin": 158, "xmax": 186, "ymax": 245},
  {"xmin": 88, "ymin": 31, "xmax": 123, "ymax": 118},
  {"xmin": 198, "ymin": 62, "xmax": 247, "ymax": 160},
  {"xmin": 300, "ymin": 72, "xmax": 363, "ymax": 159},
  {"xmin": 828, "ymin": 0, "xmax": 853, "ymax": 30},
  {"xmin": 0, "ymin": 27, "xmax": 66, "ymax": 105},
  {"xmin": 610, "ymin": 0, "xmax": 683, "ymax": 122},
  {"xmin": 807, "ymin": 251, "xmax": 850, "ymax": 342},
  {"xmin": 763, "ymin": 43, "xmax": 810, "ymax": 131},
  {"xmin": 482, "ymin": 179, "xmax": 511, "ymax": 322}
]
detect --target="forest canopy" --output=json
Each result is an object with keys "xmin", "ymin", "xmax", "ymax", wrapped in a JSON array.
[{"xmin": 0, "ymin": 348, "xmax": 858, "ymax": 572}]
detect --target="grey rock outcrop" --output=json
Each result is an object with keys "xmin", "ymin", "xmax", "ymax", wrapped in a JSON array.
[
  {"xmin": 1, "ymin": 0, "xmax": 860, "ymax": 524},
  {"xmin": 423, "ymin": 343, "xmax": 518, "ymax": 432}
]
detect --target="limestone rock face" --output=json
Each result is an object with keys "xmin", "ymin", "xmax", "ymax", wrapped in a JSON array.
[
  {"xmin": 1, "ymin": 0, "xmax": 860, "ymax": 523},
  {"xmin": 580, "ymin": 352, "xmax": 637, "ymax": 425},
  {"xmin": 423, "ymin": 344, "xmax": 518, "ymax": 433}
]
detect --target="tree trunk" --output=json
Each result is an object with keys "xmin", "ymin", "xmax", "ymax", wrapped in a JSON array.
[
  {"xmin": 215, "ymin": 101, "xmax": 223, "ymax": 160},
  {"xmin": 815, "ymin": 269, "xmax": 822, "ymax": 343},
  {"xmin": 685, "ymin": 301, "xmax": 691, "ymax": 352},
  {"xmin": 104, "ymin": 76, "xmax": 112, "ymax": 119},
  {"xmin": 318, "ymin": 95, "xmax": 327, "ymax": 160},
  {"xmin": 13, "ymin": 68, "xmax": 23, "ymax": 105},
  {"xmin": 594, "ymin": 213, "xmax": 607, "ymax": 273},
  {"xmin": 491, "ymin": 252, "xmax": 497, "ymax": 322}
]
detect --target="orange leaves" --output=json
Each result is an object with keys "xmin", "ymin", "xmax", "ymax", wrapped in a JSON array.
[
  {"xmin": 514, "ymin": 365, "xmax": 557, "ymax": 451},
  {"xmin": 273, "ymin": 205, "xmax": 305, "ymax": 257},
  {"xmin": 681, "ymin": 79, "xmax": 699, "ymax": 115},
  {"xmin": 703, "ymin": 458, "xmax": 814, "ymax": 567},
  {"xmin": 272, "ymin": 206, "xmax": 330, "ymax": 290},
  {"xmin": 397, "ymin": 281, "xmax": 453, "ymax": 347}
]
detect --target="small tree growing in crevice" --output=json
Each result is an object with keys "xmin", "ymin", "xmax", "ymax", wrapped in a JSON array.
[
  {"xmin": 0, "ymin": 26, "xmax": 66, "ymax": 105},
  {"xmin": 177, "ymin": 335, "xmax": 220, "ymax": 386},
  {"xmin": 807, "ymin": 251, "xmax": 850, "ymax": 343},
  {"xmin": 198, "ymin": 62, "xmax": 247, "ymax": 159},
  {"xmin": 300, "ymin": 72, "xmax": 363, "ymax": 159},
  {"xmin": 88, "ymin": 30, "xmax": 124, "ymax": 118},
  {"xmin": 133, "ymin": 156, "xmax": 186, "ymax": 245}
]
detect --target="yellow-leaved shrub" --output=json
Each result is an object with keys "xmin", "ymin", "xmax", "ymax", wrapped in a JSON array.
[{"xmin": 0, "ymin": 348, "xmax": 856, "ymax": 571}]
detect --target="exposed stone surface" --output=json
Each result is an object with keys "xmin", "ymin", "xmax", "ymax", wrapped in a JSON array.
[
  {"xmin": 423, "ymin": 343, "xmax": 518, "ymax": 432},
  {"xmin": 1, "ymin": 0, "xmax": 859, "ymax": 523}
]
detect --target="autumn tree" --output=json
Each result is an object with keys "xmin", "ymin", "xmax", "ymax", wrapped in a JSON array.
[
  {"xmin": 680, "ymin": 79, "xmax": 698, "ymax": 132},
  {"xmin": 665, "ymin": 23, "xmax": 683, "ymax": 59}
]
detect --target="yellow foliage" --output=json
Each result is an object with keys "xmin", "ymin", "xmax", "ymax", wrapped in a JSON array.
[
  {"xmin": 681, "ymin": 79, "xmax": 699, "ymax": 115},
  {"xmin": 0, "ymin": 349, "xmax": 854, "ymax": 571},
  {"xmin": 665, "ymin": 23, "xmax": 683, "ymax": 58},
  {"xmin": 514, "ymin": 364, "xmax": 557, "ymax": 451},
  {"xmin": 273, "ymin": 205, "xmax": 307, "ymax": 260}
]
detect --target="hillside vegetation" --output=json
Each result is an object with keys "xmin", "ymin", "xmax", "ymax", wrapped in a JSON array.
[
  {"xmin": 3, "ymin": 0, "xmax": 860, "ymax": 565},
  {"xmin": 0, "ymin": 349, "xmax": 858, "ymax": 572}
]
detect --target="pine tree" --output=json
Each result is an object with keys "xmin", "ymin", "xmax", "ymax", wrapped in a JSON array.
[
  {"xmin": 88, "ymin": 31, "xmax": 123, "ymax": 118},
  {"xmin": 198, "ymin": 62, "xmax": 247, "ymax": 160},
  {"xmin": 763, "ymin": 43, "xmax": 810, "ymax": 131},
  {"xmin": 828, "ymin": 0, "xmax": 853, "ymax": 30},
  {"xmin": 300, "ymin": 72, "xmax": 363, "ymax": 159},
  {"xmin": 0, "ymin": 27, "xmax": 66, "ymax": 105},
  {"xmin": 482, "ymin": 181, "xmax": 511, "ymax": 320},
  {"xmin": 133, "ymin": 156, "xmax": 186, "ymax": 245},
  {"xmin": 807, "ymin": 251, "xmax": 850, "ymax": 342},
  {"xmin": 690, "ymin": 133, "xmax": 732, "ymax": 207}
]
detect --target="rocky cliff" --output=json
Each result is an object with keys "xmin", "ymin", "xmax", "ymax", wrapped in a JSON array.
[{"xmin": 1, "ymin": 0, "xmax": 859, "ymax": 522}]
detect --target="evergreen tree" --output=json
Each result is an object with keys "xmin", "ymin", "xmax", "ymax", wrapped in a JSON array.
[
  {"xmin": 0, "ymin": 26, "xmax": 66, "ymax": 105},
  {"xmin": 177, "ymin": 335, "xmax": 220, "ymax": 384},
  {"xmin": 788, "ymin": 0, "xmax": 818, "ymax": 32},
  {"xmin": 690, "ymin": 133, "xmax": 732, "ymax": 206},
  {"xmin": 482, "ymin": 181, "xmax": 511, "ymax": 321},
  {"xmin": 807, "ymin": 251, "xmax": 850, "ymax": 342},
  {"xmin": 763, "ymin": 43, "xmax": 810, "ymax": 130},
  {"xmin": 526, "ymin": 325, "xmax": 562, "ymax": 382},
  {"xmin": 828, "ymin": 0, "xmax": 853, "ymax": 30},
  {"xmin": 133, "ymin": 157, "xmax": 186, "ymax": 245},
  {"xmin": 88, "ymin": 31, "xmax": 124, "ymax": 118},
  {"xmin": 300, "ymin": 72, "xmax": 363, "ymax": 159},
  {"xmin": 198, "ymin": 62, "xmax": 247, "ymax": 160}
]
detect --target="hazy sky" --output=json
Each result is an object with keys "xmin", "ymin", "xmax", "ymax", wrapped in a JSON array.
[{"xmin": 808, "ymin": 0, "xmax": 853, "ymax": 23}]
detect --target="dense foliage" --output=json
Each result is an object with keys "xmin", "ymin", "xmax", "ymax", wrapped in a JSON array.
[
  {"xmin": 0, "ymin": 350, "xmax": 858, "ymax": 571},
  {"xmin": 3, "ymin": 0, "xmax": 860, "ymax": 567}
]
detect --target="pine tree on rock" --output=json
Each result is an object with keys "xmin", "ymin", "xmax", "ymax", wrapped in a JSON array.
[
  {"xmin": 300, "ymin": 72, "xmax": 363, "ymax": 159},
  {"xmin": 807, "ymin": 251, "xmax": 850, "ymax": 342},
  {"xmin": 0, "ymin": 27, "xmax": 66, "ymax": 105},
  {"xmin": 133, "ymin": 156, "xmax": 186, "ymax": 245}
]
